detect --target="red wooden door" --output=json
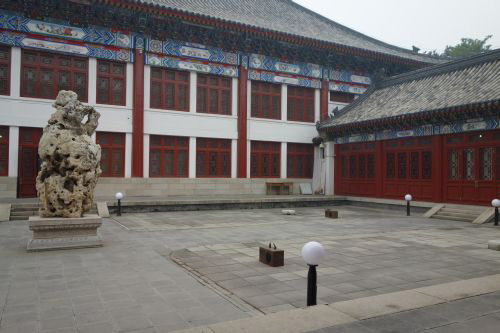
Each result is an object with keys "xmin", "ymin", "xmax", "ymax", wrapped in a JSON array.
[
  {"xmin": 18, "ymin": 127, "xmax": 42, "ymax": 198},
  {"xmin": 382, "ymin": 137, "xmax": 434, "ymax": 201},
  {"xmin": 444, "ymin": 131, "xmax": 500, "ymax": 205}
]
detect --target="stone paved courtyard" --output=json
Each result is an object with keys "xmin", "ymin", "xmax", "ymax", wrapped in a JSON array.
[{"xmin": 1, "ymin": 205, "xmax": 500, "ymax": 332}]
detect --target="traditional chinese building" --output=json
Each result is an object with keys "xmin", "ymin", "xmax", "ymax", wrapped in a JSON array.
[
  {"xmin": 0, "ymin": 0, "xmax": 441, "ymax": 198},
  {"xmin": 318, "ymin": 50, "xmax": 500, "ymax": 205}
]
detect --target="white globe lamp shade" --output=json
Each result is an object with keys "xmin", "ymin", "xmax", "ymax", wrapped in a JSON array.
[
  {"xmin": 405, "ymin": 194, "xmax": 412, "ymax": 202},
  {"xmin": 115, "ymin": 192, "xmax": 124, "ymax": 200},
  {"xmin": 301, "ymin": 241, "xmax": 325, "ymax": 266},
  {"xmin": 492, "ymin": 199, "xmax": 500, "ymax": 208}
]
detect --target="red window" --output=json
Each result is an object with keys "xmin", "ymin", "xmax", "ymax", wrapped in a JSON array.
[
  {"xmin": 0, "ymin": 46, "xmax": 10, "ymax": 96},
  {"xmin": 287, "ymin": 86, "xmax": 314, "ymax": 122},
  {"xmin": 21, "ymin": 50, "xmax": 87, "ymax": 101},
  {"xmin": 385, "ymin": 138, "xmax": 432, "ymax": 181},
  {"xmin": 287, "ymin": 143, "xmax": 313, "ymax": 178},
  {"xmin": 251, "ymin": 81, "xmax": 281, "ymax": 119},
  {"xmin": 97, "ymin": 60, "xmax": 126, "ymax": 105},
  {"xmin": 339, "ymin": 143, "xmax": 376, "ymax": 180},
  {"xmin": 0, "ymin": 126, "xmax": 8, "ymax": 176},
  {"xmin": 250, "ymin": 141, "xmax": 280, "ymax": 178},
  {"xmin": 330, "ymin": 91, "xmax": 356, "ymax": 104},
  {"xmin": 150, "ymin": 68, "xmax": 189, "ymax": 111},
  {"xmin": 96, "ymin": 132, "xmax": 125, "ymax": 177},
  {"xmin": 149, "ymin": 135, "xmax": 189, "ymax": 177},
  {"xmin": 197, "ymin": 74, "xmax": 231, "ymax": 115},
  {"xmin": 196, "ymin": 138, "xmax": 231, "ymax": 177}
]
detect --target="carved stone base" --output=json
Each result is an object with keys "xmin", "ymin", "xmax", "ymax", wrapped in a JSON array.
[{"xmin": 27, "ymin": 215, "xmax": 103, "ymax": 252}]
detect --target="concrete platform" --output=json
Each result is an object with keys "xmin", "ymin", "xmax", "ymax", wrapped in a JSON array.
[{"xmin": 27, "ymin": 214, "xmax": 103, "ymax": 251}]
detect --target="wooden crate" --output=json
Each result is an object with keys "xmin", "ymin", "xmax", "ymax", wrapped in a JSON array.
[
  {"xmin": 325, "ymin": 209, "xmax": 338, "ymax": 219},
  {"xmin": 259, "ymin": 246, "xmax": 284, "ymax": 267}
]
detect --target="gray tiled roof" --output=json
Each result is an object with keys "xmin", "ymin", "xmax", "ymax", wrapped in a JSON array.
[
  {"xmin": 135, "ymin": 0, "xmax": 442, "ymax": 64},
  {"xmin": 319, "ymin": 50, "xmax": 500, "ymax": 130}
]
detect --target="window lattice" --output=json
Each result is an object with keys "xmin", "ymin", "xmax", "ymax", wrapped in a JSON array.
[
  {"xmin": 386, "ymin": 153, "xmax": 395, "ymax": 178},
  {"xmin": 422, "ymin": 151, "xmax": 432, "ymax": 179},
  {"xmin": 410, "ymin": 152, "xmax": 419, "ymax": 179},
  {"xmin": 464, "ymin": 148, "xmax": 475, "ymax": 180},
  {"xmin": 480, "ymin": 147, "xmax": 493, "ymax": 180},
  {"xmin": 397, "ymin": 152, "xmax": 406, "ymax": 179},
  {"xmin": 448, "ymin": 150, "xmax": 459, "ymax": 180}
]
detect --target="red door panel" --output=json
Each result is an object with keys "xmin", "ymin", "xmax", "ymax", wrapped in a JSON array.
[
  {"xmin": 18, "ymin": 127, "xmax": 42, "ymax": 198},
  {"xmin": 443, "ymin": 131, "xmax": 499, "ymax": 205}
]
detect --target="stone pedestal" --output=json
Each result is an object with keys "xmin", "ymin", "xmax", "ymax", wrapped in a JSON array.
[
  {"xmin": 488, "ymin": 240, "xmax": 500, "ymax": 251},
  {"xmin": 27, "ymin": 214, "xmax": 103, "ymax": 251}
]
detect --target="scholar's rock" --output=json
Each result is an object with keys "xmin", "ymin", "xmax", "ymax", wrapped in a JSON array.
[{"xmin": 36, "ymin": 91, "xmax": 101, "ymax": 218}]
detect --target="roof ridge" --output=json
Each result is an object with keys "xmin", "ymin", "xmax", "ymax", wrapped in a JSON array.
[
  {"xmin": 126, "ymin": 0, "xmax": 443, "ymax": 64},
  {"xmin": 282, "ymin": 0, "xmax": 441, "ymax": 62},
  {"xmin": 377, "ymin": 48, "xmax": 500, "ymax": 88},
  {"xmin": 318, "ymin": 49, "xmax": 500, "ymax": 130}
]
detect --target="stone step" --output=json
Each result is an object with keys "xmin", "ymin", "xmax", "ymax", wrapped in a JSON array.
[
  {"xmin": 431, "ymin": 214, "xmax": 473, "ymax": 222},
  {"xmin": 10, "ymin": 210, "xmax": 38, "ymax": 216},
  {"xmin": 9, "ymin": 209, "xmax": 97, "ymax": 221},
  {"xmin": 440, "ymin": 207, "xmax": 485, "ymax": 214},
  {"xmin": 436, "ymin": 211, "xmax": 479, "ymax": 219},
  {"xmin": 9, "ymin": 216, "xmax": 29, "ymax": 221},
  {"xmin": 10, "ymin": 205, "xmax": 40, "ymax": 211}
]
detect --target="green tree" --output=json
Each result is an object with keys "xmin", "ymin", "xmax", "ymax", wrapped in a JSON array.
[{"xmin": 443, "ymin": 35, "xmax": 493, "ymax": 58}]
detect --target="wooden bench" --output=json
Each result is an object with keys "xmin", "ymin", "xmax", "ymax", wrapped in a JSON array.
[{"xmin": 266, "ymin": 182, "xmax": 293, "ymax": 195}]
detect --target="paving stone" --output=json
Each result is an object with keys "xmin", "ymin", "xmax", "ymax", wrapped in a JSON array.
[
  {"xmin": 77, "ymin": 322, "xmax": 116, "ymax": 333},
  {"xmin": 112, "ymin": 315, "xmax": 153, "ymax": 333},
  {"xmin": 40, "ymin": 316, "xmax": 76, "ymax": 332}
]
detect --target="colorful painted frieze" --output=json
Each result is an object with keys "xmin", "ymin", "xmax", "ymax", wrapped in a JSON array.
[
  {"xmin": 0, "ymin": 30, "xmax": 133, "ymax": 62},
  {"xmin": 329, "ymin": 82, "xmax": 368, "ymax": 94},
  {"xmin": 147, "ymin": 39, "xmax": 239, "ymax": 66},
  {"xmin": 0, "ymin": 11, "xmax": 133, "ymax": 48},
  {"xmin": 145, "ymin": 53, "xmax": 239, "ymax": 77},
  {"xmin": 330, "ymin": 117, "xmax": 500, "ymax": 144},
  {"xmin": 249, "ymin": 54, "xmax": 323, "ymax": 79},
  {"xmin": 248, "ymin": 69, "xmax": 321, "ymax": 89},
  {"xmin": 330, "ymin": 70, "xmax": 372, "ymax": 85}
]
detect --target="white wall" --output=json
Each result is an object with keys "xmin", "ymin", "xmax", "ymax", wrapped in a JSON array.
[
  {"xmin": 324, "ymin": 142, "xmax": 335, "ymax": 195},
  {"xmin": 144, "ymin": 110, "xmax": 238, "ymax": 139},
  {"xmin": 8, "ymin": 126, "xmax": 19, "ymax": 178},
  {"xmin": 248, "ymin": 118, "xmax": 316, "ymax": 144}
]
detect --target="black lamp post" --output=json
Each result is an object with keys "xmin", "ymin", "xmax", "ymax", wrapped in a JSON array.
[
  {"xmin": 405, "ymin": 194, "xmax": 412, "ymax": 216},
  {"xmin": 307, "ymin": 264, "xmax": 317, "ymax": 306},
  {"xmin": 301, "ymin": 241, "xmax": 325, "ymax": 307},
  {"xmin": 115, "ymin": 192, "xmax": 123, "ymax": 216},
  {"xmin": 492, "ymin": 199, "xmax": 500, "ymax": 226}
]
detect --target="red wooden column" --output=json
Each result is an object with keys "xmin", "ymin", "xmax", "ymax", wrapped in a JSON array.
[
  {"xmin": 432, "ymin": 135, "xmax": 443, "ymax": 202},
  {"xmin": 320, "ymin": 80, "xmax": 329, "ymax": 121},
  {"xmin": 132, "ymin": 49, "xmax": 144, "ymax": 177},
  {"xmin": 237, "ymin": 66, "xmax": 248, "ymax": 178},
  {"xmin": 375, "ymin": 141, "xmax": 384, "ymax": 197}
]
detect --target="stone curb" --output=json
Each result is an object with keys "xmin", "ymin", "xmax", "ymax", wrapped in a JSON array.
[
  {"xmin": 171, "ymin": 273, "xmax": 500, "ymax": 333},
  {"xmin": 0, "ymin": 203, "xmax": 10, "ymax": 222}
]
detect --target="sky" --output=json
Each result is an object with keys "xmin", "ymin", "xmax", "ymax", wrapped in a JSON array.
[{"xmin": 293, "ymin": 0, "xmax": 500, "ymax": 53}]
